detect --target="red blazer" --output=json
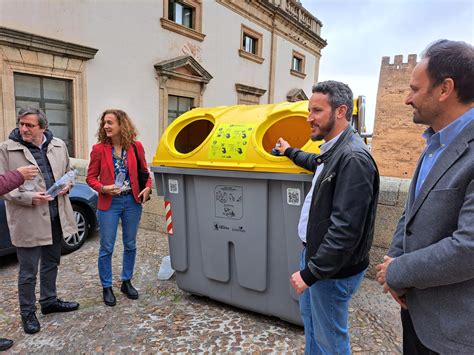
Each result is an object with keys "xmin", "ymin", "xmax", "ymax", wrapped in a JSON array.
[{"xmin": 86, "ymin": 141, "xmax": 152, "ymax": 211}]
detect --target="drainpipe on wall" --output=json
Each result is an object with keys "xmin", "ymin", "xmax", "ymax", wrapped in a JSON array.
[
  {"xmin": 314, "ymin": 54, "xmax": 321, "ymax": 84},
  {"xmin": 268, "ymin": 13, "xmax": 277, "ymax": 104}
]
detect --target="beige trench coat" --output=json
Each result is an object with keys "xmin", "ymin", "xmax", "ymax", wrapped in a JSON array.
[{"xmin": 0, "ymin": 137, "xmax": 77, "ymax": 247}]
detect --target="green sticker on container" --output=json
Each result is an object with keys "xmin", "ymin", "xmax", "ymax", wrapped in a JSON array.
[{"xmin": 208, "ymin": 124, "xmax": 255, "ymax": 160}]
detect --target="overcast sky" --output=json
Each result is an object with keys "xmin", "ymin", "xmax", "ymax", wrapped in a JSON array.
[{"xmin": 300, "ymin": 0, "xmax": 474, "ymax": 132}]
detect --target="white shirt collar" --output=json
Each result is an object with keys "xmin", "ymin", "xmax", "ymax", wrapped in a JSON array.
[
  {"xmin": 319, "ymin": 130, "xmax": 343, "ymax": 154},
  {"xmin": 38, "ymin": 134, "xmax": 47, "ymax": 148}
]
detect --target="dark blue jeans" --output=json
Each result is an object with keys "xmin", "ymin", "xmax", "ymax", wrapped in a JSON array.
[
  {"xmin": 97, "ymin": 194, "xmax": 142, "ymax": 288},
  {"xmin": 299, "ymin": 247, "xmax": 365, "ymax": 354}
]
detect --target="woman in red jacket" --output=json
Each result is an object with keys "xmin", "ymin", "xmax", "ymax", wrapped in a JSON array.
[{"xmin": 86, "ymin": 109, "xmax": 151, "ymax": 307}]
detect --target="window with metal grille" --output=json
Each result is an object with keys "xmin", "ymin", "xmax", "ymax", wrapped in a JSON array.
[{"xmin": 14, "ymin": 73, "xmax": 74, "ymax": 156}]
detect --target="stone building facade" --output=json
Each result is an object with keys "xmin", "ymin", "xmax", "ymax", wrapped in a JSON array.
[
  {"xmin": 0, "ymin": 0, "xmax": 326, "ymax": 160},
  {"xmin": 372, "ymin": 54, "xmax": 425, "ymax": 178}
]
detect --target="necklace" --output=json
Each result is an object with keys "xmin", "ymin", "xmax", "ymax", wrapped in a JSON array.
[
  {"xmin": 113, "ymin": 152, "xmax": 123, "ymax": 160},
  {"xmin": 112, "ymin": 146, "xmax": 124, "ymax": 161}
]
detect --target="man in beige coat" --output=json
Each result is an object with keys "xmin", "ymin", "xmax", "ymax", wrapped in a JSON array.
[{"xmin": 0, "ymin": 108, "xmax": 79, "ymax": 334}]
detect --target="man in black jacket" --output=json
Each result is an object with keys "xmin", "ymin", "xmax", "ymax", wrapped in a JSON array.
[{"xmin": 275, "ymin": 81, "xmax": 379, "ymax": 354}]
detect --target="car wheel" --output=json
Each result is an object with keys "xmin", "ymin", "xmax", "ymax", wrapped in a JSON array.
[{"xmin": 61, "ymin": 204, "xmax": 90, "ymax": 254}]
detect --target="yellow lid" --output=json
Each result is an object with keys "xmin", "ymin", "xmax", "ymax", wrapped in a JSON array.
[
  {"xmin": 152, "ymin": 101, "xmax": 322, "ymax": 174},
  {"xmin": 352, "ymin": 98, "xmax": 358, "ymax": 116}
]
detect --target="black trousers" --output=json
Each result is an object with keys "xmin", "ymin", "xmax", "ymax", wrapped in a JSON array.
[
  {"xmin": 401, "ymin": 309, "xmax": 439, "ymax": 355},
  {"xmin": 16, "ymin": 218, "xmax": 62, "ymax": 315}
]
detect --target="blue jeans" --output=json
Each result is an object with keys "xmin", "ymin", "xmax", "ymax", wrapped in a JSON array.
[
  {"xmin": 97, "ymin": 194, "xmax": 142, "ymax": 287},
  {"xmin": 299, "ymin": 247, "xmax": 365, "ymax": 355}
]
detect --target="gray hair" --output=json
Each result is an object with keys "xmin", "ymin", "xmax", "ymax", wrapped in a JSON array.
[
  {"xmin": 312, "ymin": 80, "xmax": 354, "ymax": 121},
  {"xmin": 17, "ymin": 107, "xmax": 48, "ymax": 129}
]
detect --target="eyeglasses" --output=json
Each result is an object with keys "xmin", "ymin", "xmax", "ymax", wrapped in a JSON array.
[{"xmin": 18, "ymin": 122, "xmax": 40, "ymax": 129}]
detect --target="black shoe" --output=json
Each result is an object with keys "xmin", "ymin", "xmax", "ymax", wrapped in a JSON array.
[
  {"xmin": 21, "ymin": 312, "xmax": 40, "ymax": 334},
  {"xmin": 0, "ymin": 338, "xmax": 13, "ymax": 351},
  {"xmin": 41, "ymin": 299, "xmax": 80, "ymax": 315},
  {"xmin": 103, "ymin": 287, "xmax": 116, "ymax": 306},
  {"xmin": 120, "ymin": 280, "xmax": 139, "ymax": 300}
]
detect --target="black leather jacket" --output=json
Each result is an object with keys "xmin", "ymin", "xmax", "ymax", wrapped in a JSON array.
[{"xmin": 285, "ymin": 126, "xmax": 379, "ymax": 286}]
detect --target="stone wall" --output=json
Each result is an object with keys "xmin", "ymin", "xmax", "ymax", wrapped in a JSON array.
[
  {"xmin": 372, "ymin": 54, "xmax": 425, "ymax": 178},
  {"xmin": 368, "ymin": 176, "xmax": 410, "ymax": 278},
  {"xmin": 72, "ymin": 158, "xmax": 410, "ymax": 279}
]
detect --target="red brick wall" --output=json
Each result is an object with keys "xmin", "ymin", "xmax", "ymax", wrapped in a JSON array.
[{"xmin": 372, "ymin": 54, "xmax": 425, "ymax": 178}]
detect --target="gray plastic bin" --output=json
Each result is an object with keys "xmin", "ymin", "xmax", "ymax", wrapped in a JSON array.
[{"xmin": 153, "ymin": 166, "xmax": 312, "ymax": 325}]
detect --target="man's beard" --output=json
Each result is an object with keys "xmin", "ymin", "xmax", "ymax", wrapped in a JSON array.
[
  {"xmin": 411, "ymin": 106, "xmax": 433, "ymax": 126},
  {"xmin": 413, "ymin": 114, "xmax": 424, "ymax": 124},
  {"xmin": 311, "ymin": 111, "xmax": 336, "ymax": 141}
]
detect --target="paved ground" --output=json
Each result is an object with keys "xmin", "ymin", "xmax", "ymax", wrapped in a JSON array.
[{"xmin": 0, "ymin": 228, "xmax": 402, "ymax": 353}]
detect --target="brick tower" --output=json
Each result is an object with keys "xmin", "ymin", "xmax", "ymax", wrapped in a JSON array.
[{"xmin": 372, "ymin": 54, "xmax": 425, "ymax": 178}]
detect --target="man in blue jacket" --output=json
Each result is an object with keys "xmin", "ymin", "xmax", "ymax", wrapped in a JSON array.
[
  {"xmin": 376, "ymin": 39, "xmax": 474, "ymax": 354},
  {"xmin": 275, "ymin": 80, "xmax": 379, "ymax": 354}
]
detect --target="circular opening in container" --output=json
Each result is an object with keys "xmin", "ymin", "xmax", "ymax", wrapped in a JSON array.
[
  {"xmin": 262, "ymin": 116, "xmax": 310, "ymax": 153},
  {"xmin": 174, "ymin": 119, "xmax": 215, "ymax": 154}
]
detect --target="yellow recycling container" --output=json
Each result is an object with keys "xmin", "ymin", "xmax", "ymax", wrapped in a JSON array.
[
  {"xmin": 152, "ymin": 101, "xmax": 322, "ymax": 326},
  {"xmin": 153, "ymin": 101, "xmax": 320, "ymax": 174}
]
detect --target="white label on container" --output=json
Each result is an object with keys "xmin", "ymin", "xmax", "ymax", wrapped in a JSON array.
[
  {"xmin": 215, "ymin": 185, "xmax": 243, "ymax": 220},
  {"xmin": 287, "ymin": 188, "xmax": 301, "ymax": 206},
  {"xmin": 168, "ymin": 179, "xmax": 179, "ymax": 194}
]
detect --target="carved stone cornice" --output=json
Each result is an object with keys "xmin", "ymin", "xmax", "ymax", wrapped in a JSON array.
[
  {"xmin": 287, "ymin": 88, "xmax": 308, "ymax": 101},
  {"xmin": 235, "ymin": 83, "xmax": 266, "ymax": 96},
  {"xmin": 216, "ymin": 0, "xmax": 326, "ymax": 55},
  {"xmin": 0, "ymin": 26, "xmax": 98, "ymax": 60},
  {"xmin": 154, "ymin": 55, "xmax": 213, "ymax": 84}
]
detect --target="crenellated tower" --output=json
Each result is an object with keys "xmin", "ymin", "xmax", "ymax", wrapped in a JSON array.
[{"xmin": 372, "ymin": 54, "xmax": 425, "ymax": 178}]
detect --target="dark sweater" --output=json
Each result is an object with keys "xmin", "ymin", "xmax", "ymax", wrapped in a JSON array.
[{"xmin": 8, "ymin": 129, "xmax": 58, "ymax": 218}]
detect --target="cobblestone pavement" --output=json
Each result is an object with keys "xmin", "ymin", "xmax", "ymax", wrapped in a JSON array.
[{"xmin": 0, "ymin": 228, "xmax": 402, "ymax": 353}]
